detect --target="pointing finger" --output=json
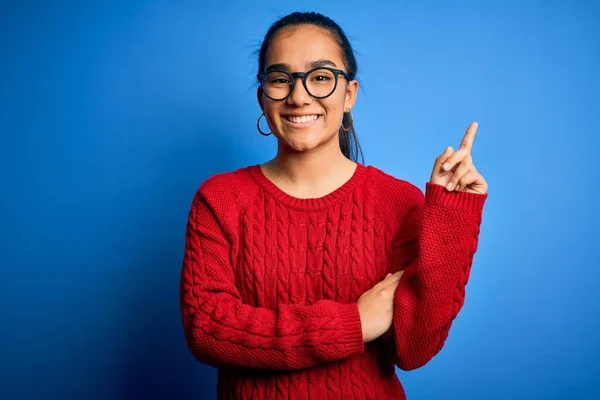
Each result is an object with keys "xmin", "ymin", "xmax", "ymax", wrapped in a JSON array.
[
  {"xmin": 443, "ymin": 122, "xmax": 477, "ymax": 171},
  {"xmin": 459, "ymin": 121, "xmax": 478, "ymax": 152}
]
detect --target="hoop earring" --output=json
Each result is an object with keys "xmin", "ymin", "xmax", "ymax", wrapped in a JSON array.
[
  {"xmin": 257, "ymin": 113, "xmax": 272, "ymax": 136},
  {"xmin": 342, "ymin": 110, "xmax": 353, "ymax": 132}
]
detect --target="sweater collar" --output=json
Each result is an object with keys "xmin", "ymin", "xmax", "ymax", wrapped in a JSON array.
[{"xmin": 248, "ymin": 162, "xmax": 368, "ymax": 211}]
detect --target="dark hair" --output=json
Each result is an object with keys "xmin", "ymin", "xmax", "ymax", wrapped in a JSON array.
[{"xmin": 256, "ymin": 11, "xmax": 364, "ymax": 164}]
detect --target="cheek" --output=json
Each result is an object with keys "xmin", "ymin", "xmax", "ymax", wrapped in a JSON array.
[
  {"xmin": 262, "ymin": 103, "xmax": 282, "ymax": 124},
  {"xmin": 324, "ymin": 94, "xmax": 346, "ymax": 117},
  {"xmin": 323, "ymin": 104, "xmax": 345, "ymax": 125}
]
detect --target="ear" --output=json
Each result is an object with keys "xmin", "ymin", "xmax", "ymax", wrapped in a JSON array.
[
  {"xmin": 343, "ymin": 79, "xmax": 358, "ymax": 111},
  {"xmin": 257, "ymin": 86, "xmax": 264, "ymax": 112}
]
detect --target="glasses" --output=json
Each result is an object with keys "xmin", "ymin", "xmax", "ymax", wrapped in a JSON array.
[{"xmin": 257, "ymin": 67, "xmax": 351, "ymax": 101}]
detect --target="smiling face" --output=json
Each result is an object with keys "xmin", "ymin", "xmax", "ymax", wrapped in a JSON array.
[{"xmin": 257, "ymin": 24, "xmax": 358, "ymax": 153}]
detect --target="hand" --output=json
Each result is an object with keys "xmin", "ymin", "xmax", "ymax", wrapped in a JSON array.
[
  {"xmin": 357, "ymin": 271, "xmax": 403, "ymax": 343},
  {"xmin": 429, "ymin": 122, "xmax": 488, "ymax": 195}
]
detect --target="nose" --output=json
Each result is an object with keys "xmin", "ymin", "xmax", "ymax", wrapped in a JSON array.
[{"xmin": 286, "ymin": 76, "xmax": 312, "ymax": 106}]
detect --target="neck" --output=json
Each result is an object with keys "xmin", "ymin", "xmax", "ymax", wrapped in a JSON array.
[{"xmin": 266, "ymin": 140, "xmax": 356, "ymax": 188}]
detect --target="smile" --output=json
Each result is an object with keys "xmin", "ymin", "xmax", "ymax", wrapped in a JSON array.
[{"xmin": 282, "ymin": 114, "xmax": 322, "ymax": 127}]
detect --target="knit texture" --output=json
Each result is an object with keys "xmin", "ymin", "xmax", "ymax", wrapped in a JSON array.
[{"xmin": 180, "ymin": 162, "xmax": 488, "ymax": 399}]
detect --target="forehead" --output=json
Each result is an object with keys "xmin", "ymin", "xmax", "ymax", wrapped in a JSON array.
[{"xmin": 265, "ymin": 25, "xmax": 344, "ymax": 69}]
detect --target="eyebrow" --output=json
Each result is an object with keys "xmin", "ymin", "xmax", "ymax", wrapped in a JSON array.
[{"xmin": 264, "ymin": 59, "xmax": 338, "ymax": 73}]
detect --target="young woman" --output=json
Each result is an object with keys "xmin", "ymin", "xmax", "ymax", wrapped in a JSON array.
[{"xmin": 180, "ymin": 11, "xmax": 488, "ymax": 400}]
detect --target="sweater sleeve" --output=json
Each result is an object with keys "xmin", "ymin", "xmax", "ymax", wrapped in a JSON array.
[
  {"xmin": 179, "ymin": 188, "xmax": 365, "ymax": 371},
  {"xmin": 389, "ymin": 182, "xmax": 488, "ymax": 371}
]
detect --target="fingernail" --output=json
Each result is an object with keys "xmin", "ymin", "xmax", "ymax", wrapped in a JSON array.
[
  {"xmin": 446, "ymin": 182, "xmax": 453, "ymax": 190},
  {"xmin": 443, "ymin": 162, "xmax": 450, "ymax": 170}
]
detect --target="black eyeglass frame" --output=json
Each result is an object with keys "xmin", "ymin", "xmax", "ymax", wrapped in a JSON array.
[{"xmin": 257, "ymin": 66, "xmax": 352, "ymax": 101}]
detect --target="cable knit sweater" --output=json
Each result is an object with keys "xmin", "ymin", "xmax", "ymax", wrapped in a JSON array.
[{"xmin": 180, "ymin": 162, "xmax": 488, "ymax": 399}]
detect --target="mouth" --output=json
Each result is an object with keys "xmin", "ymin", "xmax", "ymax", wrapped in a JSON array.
[{"xmin": 281, "ymin": 114, "xmax": 322, "ymax": 128}]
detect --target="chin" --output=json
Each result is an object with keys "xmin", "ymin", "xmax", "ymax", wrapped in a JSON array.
[
  {"xmin": 280, "ymin": 130, "xmax": 336, "ymax": 151},
  {"xmin": 285, "ymin": 139, "xmax": 320, "ymax": 152}
]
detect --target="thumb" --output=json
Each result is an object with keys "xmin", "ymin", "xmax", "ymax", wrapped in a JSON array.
[{"xmin": 436, "ymin": 146, "xmax": 453, "ymax": 167}]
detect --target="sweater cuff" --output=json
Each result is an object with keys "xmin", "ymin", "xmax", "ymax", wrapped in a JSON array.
[
  {"xmin": 339, "ymin": 302, "xmax": 365, "ymax": 355},
  {"xmin": 425, "ymin": 182, "xmax": 488, "ymax": 214}
]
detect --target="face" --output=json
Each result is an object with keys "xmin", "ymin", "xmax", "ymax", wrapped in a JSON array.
[{"xmin": 257, "ymin": 25, "xmax": 358, "ymax": 153}]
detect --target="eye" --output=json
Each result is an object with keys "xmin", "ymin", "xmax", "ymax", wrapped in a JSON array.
[
  {"xmin": 313, "ymin": 75, "xmax": 331, "ymax": 81},
  {"xmin": 308, "ymin": 68, "xmax": 335, "ymax": 83},
  {"xmin": 264, "ymin": 72, "xmax": 291, "ymax": 86},
  {"xmin": 270, "ymin": 77, "xmax": 291, "ymax": 84}
]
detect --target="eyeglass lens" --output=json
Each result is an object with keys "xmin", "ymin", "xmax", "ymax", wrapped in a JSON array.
[{"xmin": 262, "ymin": 68, "xmax": 337, "ymax": 100}]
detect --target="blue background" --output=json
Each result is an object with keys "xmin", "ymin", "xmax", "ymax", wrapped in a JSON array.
[{"xmin": 1, "ymin": 1, "xmax": 598, "ymax": 399}]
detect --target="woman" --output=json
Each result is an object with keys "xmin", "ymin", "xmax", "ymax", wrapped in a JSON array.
[{"xmin": 180, "ymin": 11, "xmax": 488, "ymax": 400}]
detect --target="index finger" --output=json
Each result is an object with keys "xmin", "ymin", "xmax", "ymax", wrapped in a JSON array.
[
  {"xmin": 459, "ymin": 122, "xmax": 479, "ymax": 151},
  {"xmin": 383, "ymin": 271, "xmax": 403, "ymax": 283},
  {"xmin": 390, "ymin": 271, "xmax": 404, "ymax": 282}
]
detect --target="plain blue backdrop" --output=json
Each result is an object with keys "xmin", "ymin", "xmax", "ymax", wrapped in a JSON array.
[{"xmin": 1, "ymin": 1, "xmax": 598, "ymax": 399}]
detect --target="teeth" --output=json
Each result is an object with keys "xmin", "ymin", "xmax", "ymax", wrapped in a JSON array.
[{"xmin": 286, "ymin": 115, "xmax": 319, "ymax": 123}]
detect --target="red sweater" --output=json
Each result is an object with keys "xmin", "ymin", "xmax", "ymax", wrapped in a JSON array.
[{"xmin": 180, "ymin": 162, "xmax": 487, "ymax": 399}]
